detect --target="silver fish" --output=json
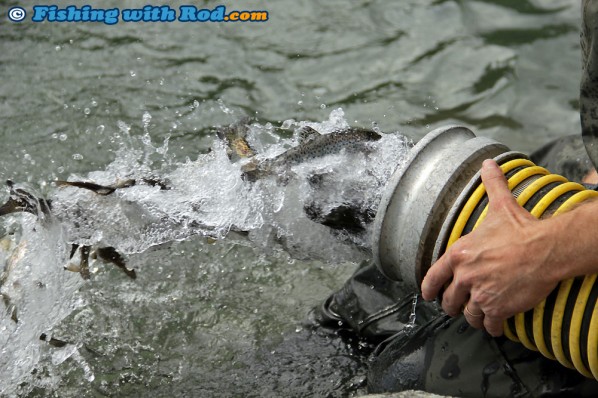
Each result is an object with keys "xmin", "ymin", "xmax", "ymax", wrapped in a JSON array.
[{"xmin": 242, "ymin": 126, "xmax": 381, "ymax": 181}]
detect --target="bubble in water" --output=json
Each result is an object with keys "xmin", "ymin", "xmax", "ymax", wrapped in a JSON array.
[
  {"xmin": 55, "ymin": 45, "xmax": 61, "ymax": 51},
  {"xmin": 130, "ymin": 70, "xmax": 136, "ymax": 77},
  {"xmin": 57, "ymin": 166, "xmax": 65, "ymax": 173},
  {"xmin": 84, "ymin": 108, "xmax": 91, "ymax": 115},
  {"xmin": 96, "ymin": 125, "xmax": 105, "ymax": 134},
  {"xmin": 59, "ymin": 133, "xmax": 68, "ymax": 141},
  {"xmin": 91, "ymin": 100, "xmax": 98, "ymax": 107},
  {"xmin": 193, "ymin": 100, "xmax": 200, "ymax": 108},
  {"xmin": 320, "ymin": 104, "xmax": 327, "ymax": 109},
  {"xmin": 72, "ymin": 154, "xmax": 83, "ymax": 160}
]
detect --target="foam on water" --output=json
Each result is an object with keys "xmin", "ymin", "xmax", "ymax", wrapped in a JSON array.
[{"xmin": 0, "ymin": 108, "xmax": 412, "ymax": 394}]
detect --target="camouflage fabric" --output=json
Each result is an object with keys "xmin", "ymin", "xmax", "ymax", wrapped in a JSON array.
[
  {"xmin": 581, "ymin": 0, "xmax": 598, "ymax": 168},
  {"xmin": 530, "ymin": 134, "xmax": 595, "ymax": 184},
  {"xmin": 316, "ymin": 260, "xmax": 598, "ymax": 396}
]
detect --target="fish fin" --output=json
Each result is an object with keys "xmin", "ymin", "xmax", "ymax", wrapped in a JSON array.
[
  {"xmin": 69, "ymin": 244, "xmax": 79, "ymax": 259},
  {"xmin": 79, "ymin": 246, "xmax": 91, "ymax": 280},
  {"xmin": 296, "ymin": 126, "xmax": 320, "ymax": 144},
  {"xmin": 2, "ymin": 293, "xmax": 17, "ymax": 323}
]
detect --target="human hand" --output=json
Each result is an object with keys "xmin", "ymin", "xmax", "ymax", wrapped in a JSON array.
[{"xmin": 421, "ymin": 159, "xmax": 560, "ymax": 336}]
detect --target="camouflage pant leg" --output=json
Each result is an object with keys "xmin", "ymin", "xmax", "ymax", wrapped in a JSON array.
[
  {"xmin": 312, "ymin": 261, "xmax": 440, "ymax": 342},
  {"xmin": 367, "ymin": 315, "xmax": 598, "ymax": 397},
  {"xmin": 529, "ymin": 134, "xmax": 595, "ymax": 182},
  {"xmin": 317, "ymin": 264, "xmax": 598, "ymax": 396}
]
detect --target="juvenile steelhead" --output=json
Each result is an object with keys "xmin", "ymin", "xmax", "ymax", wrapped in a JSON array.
[{"xmin": 242, "ymin": 126, "xmax": 381, "ymax": 181}]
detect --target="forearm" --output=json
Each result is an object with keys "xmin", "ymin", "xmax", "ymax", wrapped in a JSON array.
[{"xmin": 543, "ymin": 198, "xmax": 598, "ymax": 281}]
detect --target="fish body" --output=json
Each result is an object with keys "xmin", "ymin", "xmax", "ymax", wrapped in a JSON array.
[
  {"xmin": 242, "ymin": 127, "xmax": 381, "ymax": 181},
  {"xmin": 55, "ymin": 179, "xmax": 136, "ymax": 196},
  {"xmin": 272, "ymin": 127, "xmax": 381, "ymax": 167}
]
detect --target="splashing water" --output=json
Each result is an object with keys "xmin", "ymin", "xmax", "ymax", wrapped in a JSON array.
[
  {"xmin": 403, "ymin": 293, "xmax": 420, "ymax": 335},
  {"xmin": 0, "ymin": 108, "xmax": 412, "ymax": 394}
]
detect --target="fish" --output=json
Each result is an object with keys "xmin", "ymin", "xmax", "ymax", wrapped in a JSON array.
[
  {"xmin": 54, "ymin": 176, "xmax": 170, "ymax": 196},
  {"xmin": 216, "ymin": 117, "xmax": 256, "ymax": 161},
  {"xmin": 39, "ymin": 333, "xmax": 69, "ymax": 348},
  {"xmin": 0, "ymin": 180, "xmax": 51, "ymax": 217},
  {"xmin": 66, "ymin": 244, "xmax": 136, "ymax": 280},
  {"xmin": 242, "ymin": 126, "xmax": 381, "ymax": 181},
  {"xmin": 0, "ymin": 182, "xmax": 138, "ymax": 281},
  {"xmin": 55, "ymin": 179, "xmax": 136, "ymax": 196}
]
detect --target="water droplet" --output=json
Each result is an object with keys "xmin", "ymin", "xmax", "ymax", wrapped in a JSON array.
[
  {"xmin": 281, "ymin": 119, "xmax": 295, "ymax": 129},
  {"xmin": 142, "ymin": 111, "xmax": 152, "ymax": 129}
]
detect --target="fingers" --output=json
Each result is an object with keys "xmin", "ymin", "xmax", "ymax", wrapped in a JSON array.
[
  {"xmin": 481, "ymin": 159, "xmax": 516, "ymax": 210},
  {"xmin": 441, "ymin": 277, "xmax": 470, "ymax": 316},
  {"xmin": 421, "ymin": 253, "xmax": 454, "ymax": 301},
  {"xmin": 463, "ymin": 300, "xmax": 484, "ymax": 329},
  {"xmin": 483, "ymin": 315, "xmax": 504, "ymax": 337}
]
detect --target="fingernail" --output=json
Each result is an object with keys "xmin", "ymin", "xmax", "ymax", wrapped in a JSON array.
[{"xmin": 482, "ymin": 159, "xmax": 494, "ymax": 169}]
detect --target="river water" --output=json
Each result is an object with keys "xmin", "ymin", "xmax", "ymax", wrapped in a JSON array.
[{"xmin": 0, "ymin": 0, "xmax": 583, "ymax": 396}]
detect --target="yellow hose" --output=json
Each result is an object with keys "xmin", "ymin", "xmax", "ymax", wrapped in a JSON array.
[{"xmin": 446, "ymin": 157, "xmax": 598, "ymax": 379}]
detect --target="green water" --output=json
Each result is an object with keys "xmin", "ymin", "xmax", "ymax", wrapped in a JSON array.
[{"xmin": 0, "ymin": 0, "xmax": 583, "ymax": 396}]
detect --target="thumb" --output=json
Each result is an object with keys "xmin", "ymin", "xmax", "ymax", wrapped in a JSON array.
[{"xmin": 481, "ymin": 159, "xmax": 516, "ymax": 208}]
